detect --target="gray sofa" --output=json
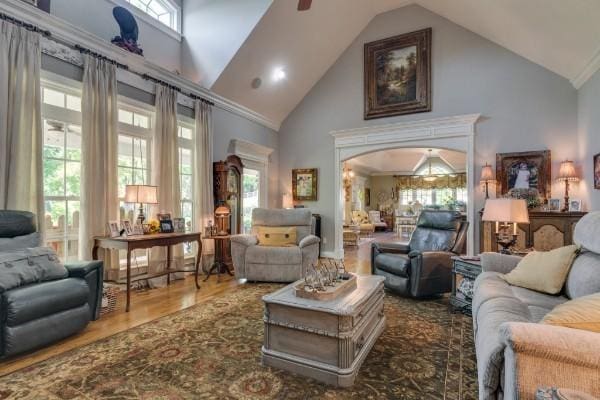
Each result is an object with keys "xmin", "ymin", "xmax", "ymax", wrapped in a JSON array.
[
  {"xmin": 230, "ymin": 208, "xmax": 320, "ymax": 282},
  {"xmin": 473, "ymin": 211, "xmax": 600, "ymax": 399},
  {"xmin": 0, "ymin": 210, "xmax": 103, "ymax": 359}
]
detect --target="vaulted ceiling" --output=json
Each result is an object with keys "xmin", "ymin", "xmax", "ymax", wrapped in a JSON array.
[
  {"xmin": 204, "ymin": 0, "xmax": 600, "ymax": 129},
  {"xmin": 346, "ymin": 148, "xmax": 466, "ymax": 175}
]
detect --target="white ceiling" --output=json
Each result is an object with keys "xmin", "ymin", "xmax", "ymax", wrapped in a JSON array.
[
  {"xmin": 209, "ymin": 0, "xmax": 600, "ymax": 128},
  {"xmin": 346, "ymin": 148, "xmax": 466, "ymax": 175}
]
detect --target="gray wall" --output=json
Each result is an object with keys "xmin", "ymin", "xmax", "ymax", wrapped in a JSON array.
[
  {"xmin": 577, "ymin": 68, "xmax": 600, "ymax": 211},
  {"xmin": 278, "ymin": 5, "xmax": 579, "ymax": 253},
  {"xmin": 51, "ymin": 0, "xmax": 182, "ymax": 73}
]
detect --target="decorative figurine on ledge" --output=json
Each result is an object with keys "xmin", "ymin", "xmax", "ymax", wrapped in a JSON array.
[{"xmin": 111, "ymin": 6, "xmax": 143, "ymax": 56}]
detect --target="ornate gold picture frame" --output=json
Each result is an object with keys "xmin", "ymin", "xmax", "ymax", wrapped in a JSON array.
[{"xmin": 292, "ymin": 168, "xmax": 318, "ymax": 201}]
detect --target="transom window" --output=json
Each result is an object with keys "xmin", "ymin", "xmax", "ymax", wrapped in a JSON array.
[{"xmin": 123, "ymin": 0, "xmax": 178, "ymax": 32}]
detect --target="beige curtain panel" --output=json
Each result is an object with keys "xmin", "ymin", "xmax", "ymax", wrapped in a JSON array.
[
  {"xmin": 0, "ymin": 21, "xmax": 44, "ymax": 230},
  {"xmin": 149, "ymin": 84, "xmax": 182, "ymax": 287},
  {"xmin": 395, "ymin": 173, "xmax": 467, "ymax": 190},
  {"xmin": 79, "ymin": 55, "xmax": 119, "ymax": 272},
  {"xmin": 193, "ymin": 100, "xmax": 214, "ymax": 232}
]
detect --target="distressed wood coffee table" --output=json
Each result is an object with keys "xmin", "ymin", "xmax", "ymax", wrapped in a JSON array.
[{"xmin": 262, "ymin": 275, "xmax": 386, "ymax": 387}]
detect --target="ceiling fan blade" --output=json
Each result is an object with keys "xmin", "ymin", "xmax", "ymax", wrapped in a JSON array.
[{"xmin": 297, "ymin": 0, "xmax": 312, "ymax": 11}]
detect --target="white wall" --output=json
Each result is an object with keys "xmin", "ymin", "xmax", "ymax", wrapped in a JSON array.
[
  {"xmin": 51, "ymin": 0, "xmax": 182, "ymax": 73},
  {"xmin": 278, "ymin": 5, "xmax": 579, "ymax": 253},
  {"xmin": 577, "ymin": 68, "xmax": 600, "ymax": 211}
]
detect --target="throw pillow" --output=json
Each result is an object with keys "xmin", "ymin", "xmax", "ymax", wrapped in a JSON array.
[
  {"xmin": 541, "ymin": 293, "xmax": 600, "ymax": 333},
  {"xmin": 503, "ymin": 245, "xmax": 579, "ymax": 295},
  {"xmin": 0, "ymin": 247, "xmax": 68, "ymax": 292},
  {"xmin": 257, "ymin": 226, "xmax": 297, "ymax": 247}
]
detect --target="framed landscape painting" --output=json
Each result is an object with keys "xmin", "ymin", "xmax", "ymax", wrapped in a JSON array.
[
  {"xmin": 292, "ymin": 168, "xmax": 318, "ymax": 201},
  {"xmin": 496, "ymin": 150, "xmax": 552, "ymax": 201},
  {"xmin": 364, "ymin": 28, "xmax": 432, "ymax": 119}
]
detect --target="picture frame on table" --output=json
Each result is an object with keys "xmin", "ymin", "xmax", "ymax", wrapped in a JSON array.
[
  {"xmin": 292, "ymin": 168, "xmax": 318, "ymax": 201},
  {"xmin": 107, "ymin": 221, "xmax": 121, "ymax": 238},
  {"xmin": 547, "ymin": 198, "xmax": 561, "ymax": 212},
  {"xmin": 121, "ymin": 220, "xmax": 134, "ymax": 236},
  {"xmin": 132, "ymin": 224, "xmax": 144, "ymax": 235},
  {"xmin": 173, "ymin": 218, "xmax": 186, "ymax": 233},
  {"xmin": 568, "ymin": 199, "xmax": 583, "ymax": 212},
  {"xmin": 157, "ymin": 212, "xmax": 171, "ymax": 221},
  {"xmin": 160, "ymin": 219, "xmax": 174, "ymax": 233}
]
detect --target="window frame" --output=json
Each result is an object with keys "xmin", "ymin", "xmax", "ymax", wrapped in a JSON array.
[
  {"xmin": 177, "ymin": 116, "xmax": 195, "ymax": 232},
  {"xmin": 108, "ymin": 0, "xmax": 182, "ymax": 40}
]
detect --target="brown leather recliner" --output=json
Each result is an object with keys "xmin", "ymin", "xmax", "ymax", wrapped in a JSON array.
[{"xmin": 371, "ymin": 210, "xmax": 468, "ymax": 298}]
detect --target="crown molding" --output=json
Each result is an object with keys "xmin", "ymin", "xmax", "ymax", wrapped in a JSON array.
[
  {"xmin": 229, "ymin": 139, "xmax": 274, "ymax": 164},
  {"xmin": 0, "ymin": 0, "xmax": 279, "ymax": 131},
  {"xmin": 571, "ymin": 44, "xmax": 600, "ymax": 90}
]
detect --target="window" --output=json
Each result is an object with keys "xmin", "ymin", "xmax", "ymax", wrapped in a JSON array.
[
  {"xmin": 41, "ymin": 82, "xmax": 82, "ymax": 262},
  {"xmin": 123, "ymin": 0, "xmax": 179, "ymax": 32},
  {"xmin": 178, "ymin": 124, "xmax": 194, "ymax": 231},
  {"xmin": 242, "ymin": 169, "xmax": 260, "ymax": 234}
]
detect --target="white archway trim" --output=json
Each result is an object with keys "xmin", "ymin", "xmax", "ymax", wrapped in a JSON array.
[
  {"xmin": 330, "ymin": 113, "xmax": 480, "ymax": 259},
  {"xmin": 230, "ymin": 139, "xmax": 274, "ymax": 209}
]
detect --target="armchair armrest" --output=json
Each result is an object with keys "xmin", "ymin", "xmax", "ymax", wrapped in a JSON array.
[
  {"xmin": 408, "ymin": 251, "xmax": 455, "ymax": 297},
  {"xmin": 480, "ymin": 252, "xmax": 522, "ymax": 274},
  {"xmin": 500, "ymin": 322, "xmax": 600, "ymax": 398},
  {"xmin": 65, "ymin": 260, "xmax": 103, "ymax": 320},
  {"xmin": 372, "ymin": 242, "xmax": 410, "ymax": 255},
  {"xmin": 299, "ymin": 234, "xmax": 320, "ymax": 248},
  {"xmin": 229, "ymin": 234, "xmax": 258, "ymax": 247}
]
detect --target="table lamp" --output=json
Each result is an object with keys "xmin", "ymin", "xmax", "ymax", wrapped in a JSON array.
[
  {"xmin": 557, "ymin": 160, "xmax": 579, "ymax": 212},
  {"xmin": 480, "ymin": 163, "xmax": 495, "ymax": 199},
  {"xmin": 214, "ymin": 205, "xmax": 230, "ymax": 236},
  {"xmin": 124, "ymin": 185, "xmax": 158, "ymax": 224},
  {"xmin": 482, "ymin": 198, "xmax": 529, "ymax": 254}
]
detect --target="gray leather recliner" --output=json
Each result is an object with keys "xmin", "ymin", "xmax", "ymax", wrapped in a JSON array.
[
  {"xmin": 371, "ymin": 210, "xmax": 468, "ymax": 298},
  {"xmin": 0, "ymin": 210, "xmax": 103, "ymax": 359}
]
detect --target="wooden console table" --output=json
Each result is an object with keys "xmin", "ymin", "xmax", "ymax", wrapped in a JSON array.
[{"xmin": 92, "ymin": 232, "xmax": 202, "ymax": 312}]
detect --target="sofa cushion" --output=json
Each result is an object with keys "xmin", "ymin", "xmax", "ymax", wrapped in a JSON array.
[
  {"xmin": 3, "ymin": 278, "xmax": 89, "ymax": 326},
  {"xmin": 251, "ymin": 208, "xmax": 312, "ymax": 243},
  {"xmin": 503, "ymin": 245, "xmax": 579, "ymax": 295},
  {"xmin": 0, "ymin": 232, "xmax": 42, "ymax": 251},
  {"xmin": 246, "ymin": 245, "xmax": 302, "ymax": 265},
  {"xmin": 0, "ymin": 247, "xmax": 68, "ymax": 292},
  {"xmin": 257, "ymin": 226, "xmax": 297, "ymax": 247},
  {"xmin": 374, "ymin": 253, "xmax": 411, "ymax": 277},
  {"xmin": 542, "ymin": 293, "xmax": 600, "ymax": 333},
  {"xmin": 0, "ymin": 210, "xmax": 37, "ymax": 238},
  {"xmin": 565, "ymin": 251, "xmax": 600, "ymax": 299}
]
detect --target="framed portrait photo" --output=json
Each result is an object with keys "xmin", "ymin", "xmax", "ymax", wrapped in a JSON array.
[
  {"xmin": 569, "ymin": 199, "xmax": 583, "ymax": 212},
  {"xmin": 292, "ymin": 168, "xmax": 318, "ymax": 201},
  {"xmin": 121, "ymin": 220, "xmax": 134, "ymax": 236},
  {"xmin": 594, "ymin": 153, "xmax": 600, "ymax": 190},
  {"xmin": 107, "ymin": 221, "xmax": 121, "ymax": 238},
  {"xmin": 496, "ymin": 150, "xmax": 551, "ymax": 201},
  {"xmin": 173, "ymin": 217, "xmax": 186, "ymax": 233},
  {"xmin": 364, "ymin": 28, "xmax": 432, "ymax": 119},
  {"xmin": 159, "ymin": 219, "xmax": 174, "ymax": 233},
  {"xmin": 547, "ymin": 198, "xmax": 561, "ymax": 212}
]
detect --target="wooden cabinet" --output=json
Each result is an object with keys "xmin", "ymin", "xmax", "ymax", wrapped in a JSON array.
[{"xmin": 480, "ymin": 211, "xmax": 586, "ymax": 253}]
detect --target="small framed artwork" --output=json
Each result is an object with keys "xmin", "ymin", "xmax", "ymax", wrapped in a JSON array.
[
  {"xmin": 160, "ymin": 219, "xmax": 174, "ymax": 233},
  {"xmin": 121, "ymin": 220, "xmax": 134, "ymax": 236},
  {"xmin": 107, "ymin": 221, "xmax": 121, "ymax": 238},
  {"xmin": 547, "ymin": 198, "xmax": 561, "ymax": 212},
  {"xmin": 292, "ymin": 168, "xmax": 318, "ymax": 201},
  {"xmin": 594, "ymin": 153, "xmax": 600, "ymax": 190},
  {"xmin": 364, "ymin": 28, "xmax": 432, "ymax": 119},
  {"xmin": 157, "ymin": 212, "xmax": 171, "ymax": 221},
  {"xmin": 133, "ymin": 224, "xmax": 144, "ymax": 235},
  {"xmin": 173, "ymin": 218, "xmax": 186, "ymax": 233},
  {"xmin": 569, "ymin": 199, "xmax": 583, "ymax": 212},
  {"xmin": 496, "ymin": 150, "xmax": 551, "ymax": 201}
]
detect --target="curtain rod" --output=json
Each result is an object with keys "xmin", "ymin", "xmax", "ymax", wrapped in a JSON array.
[{"xmin": 1, "ymin": 11, "xmax": 214, "ymax": 106}]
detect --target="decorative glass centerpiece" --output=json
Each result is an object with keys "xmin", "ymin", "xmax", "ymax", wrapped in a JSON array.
[{"xmin": 294, "ymin": 259, "xmax": 357, "ymax": 301}]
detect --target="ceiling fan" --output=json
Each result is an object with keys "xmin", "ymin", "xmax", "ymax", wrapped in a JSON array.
[{"xmin": 297, "ymin": 0, "xmax": 312, "ymax": 11}]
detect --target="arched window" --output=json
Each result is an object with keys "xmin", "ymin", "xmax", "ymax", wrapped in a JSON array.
[{"xmin": 123, "ymin": 0, "xmax": 179, "ymax": 32}]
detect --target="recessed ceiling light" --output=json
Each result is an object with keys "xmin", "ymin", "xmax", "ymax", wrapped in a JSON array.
[
  {"xmin": 251, "ymin": 77, "xmax": 262, "ymax": 89},
  {"xmin": 272, "ymin": 67, "xmax": 286, "ymax": 82}
]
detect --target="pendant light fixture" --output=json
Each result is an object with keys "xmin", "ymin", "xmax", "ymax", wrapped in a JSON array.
[{"xmin": 423, "ymin": 149, "xmax": 437, "ymax": 182}]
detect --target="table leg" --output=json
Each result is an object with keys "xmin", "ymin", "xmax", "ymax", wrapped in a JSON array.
[
  {"xmin": 194, "ymin": 239, "xmax": 202, "ymax": 289},
  {"xmin": 92, "ymin": 243, "xmax": 99, "ymax": 260},
  {"xmin": 126, "ymin": 250, "xmax": 131, "ymax": 312},
  {"xmin": 167, "ymin": 245, "xmax": 172, "ymax": 285}
]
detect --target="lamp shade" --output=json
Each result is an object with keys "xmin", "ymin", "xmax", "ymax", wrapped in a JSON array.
[
  {"xmin": 557, "ymin": 160, "xmax": 579, "ymax": 182},
  {"xmin": 215, "ymin": 205, "xmax": 230, "ymax": 216},
  {"xmin": 124, "ymin": 185, "xmax": 158, "ymax": 204},
  {"xmin": 480, "ymin": 164, "xmax": 494, "ymax": 181},
  {"xmin": 282, "ymin": 193, "xmax": 293, "ymax": 209},
  {"xmin": 482, "ymin": 199, "xmax": 530, "ymax": 224}
]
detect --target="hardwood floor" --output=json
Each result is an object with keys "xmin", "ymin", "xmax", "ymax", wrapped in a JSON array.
[{"xmin": 0, "ymin": 232, "xmax": 406, "ymax": 376}]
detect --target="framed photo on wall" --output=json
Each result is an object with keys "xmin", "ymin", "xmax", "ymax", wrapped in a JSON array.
[
  {"xmin": 365, "ymin": 188, "xmax": 371, "ymax": 207},
  {"xmin": 496, "ymin": 150, "xmax": 551, "ymax": 201},
  {"xmin": 292, "ymin": 168, "xmax": 318, "ymax": 201},
  {"xmin": 364, "ymin": 28, "xmax": 432, "ymax": 119},
  {"xmin": 594, "ymin": 153, "xmax": 600, "ymax": 190}
]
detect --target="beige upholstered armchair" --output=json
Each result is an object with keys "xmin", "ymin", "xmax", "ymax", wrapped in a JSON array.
[{"xmin": 230, "ymin": 208, "xmax": 320, "ymax": 282}]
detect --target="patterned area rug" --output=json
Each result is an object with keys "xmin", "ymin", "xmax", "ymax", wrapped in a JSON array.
[{"xmin": 0, "ymin": 284, "xmax": 477, "ymax": 399}]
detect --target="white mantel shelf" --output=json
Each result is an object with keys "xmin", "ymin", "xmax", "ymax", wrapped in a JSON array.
[{"xmin": 0, "ymin": 0, "xmax": 279, "ymax": 131}]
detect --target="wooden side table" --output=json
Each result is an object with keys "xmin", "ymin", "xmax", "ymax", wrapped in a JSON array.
[
  {"xmin": 92, "ymin": 232, "xmax": 202, "ymax": 312},
  {"xmin": 450, "ymin": 256, "xmax": 482, "ymax": 315},
  {"xmin": 204, "ymin": 235, "xmax": 234, "ymax": 282}
]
